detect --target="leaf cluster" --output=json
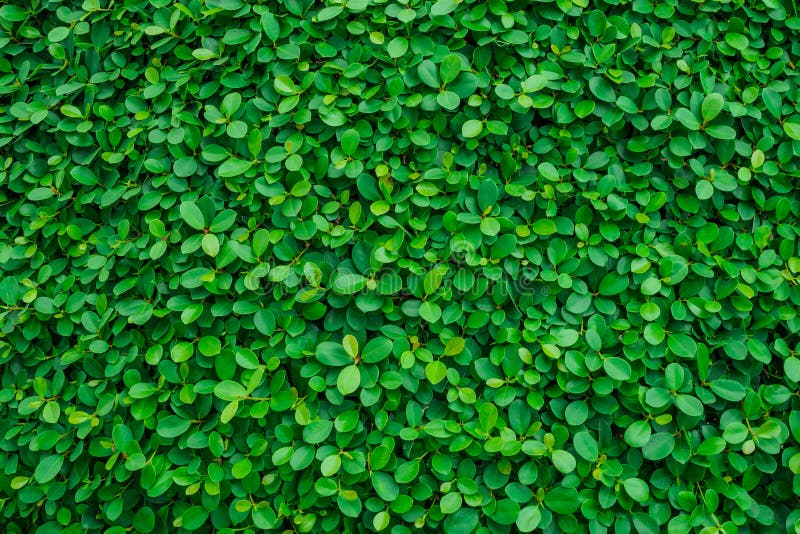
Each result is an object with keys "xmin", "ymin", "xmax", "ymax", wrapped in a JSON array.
[{"xmin": 2, "ymin": 0, "xmax": 800, "ymax": 533}]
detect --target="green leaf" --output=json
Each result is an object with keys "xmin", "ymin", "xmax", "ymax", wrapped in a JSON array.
[
  {"xmin": 696, "ymin": 437, "xmax": 726, "ymax": 456},
  {"xmin": 387, "ymin": 37, "xmax": 408, "ymax": 58},
  {"xmin": 333, "ymin": 274, "xmax": 367, "ymax": 294},
  {"xmin": 425, "ymin": 360, "xmax": 447, "ymax": 384},
  {"xmin": 440, "ymin": 492, "xmax": 462, "ymax": 514},
  {"xmin": 544, "ymin": 487, "xmax": 580, "ymax": 514},
  {"xmin": 575, "ymin": 100, "xmax": 595, "ymax": 118},
  {"xmin": 588, "ymin": 77, "xmax": 615, "ymax": 102},
  {"xmin": 709, "ymin": 379, "xmax": 746, "ymax": 401},
  {"xmin": 232, "ymin": 457, "xmax": 252, "ymax": 478},
  {"xmin": 551, "ymin": 450, "xmax": 576, "ymax": 473},
  {"xmin": 0, "ymin": 5, "xmax": 28, "ymax": 21},
  {"xmin": 342, "ymin": 334, "xmax": 359, "ymax": 359},
  {"xmin": 623, "ymin": 478, "xmax": 650, "ymax": 502},
  {"xmin": 783, "ymin": 122, "xmax": 800, "ymax": 140},
  {"xmin": 675, "ymin": 108, "xmax": 700, "ymax": 130},
  {"xmin": 201, "ymin": 234, "xmax": 220, "ymax": 257},
  {"xmin": 316, "ymin": 6, "xmax": 342, "ymax": 21},
  {"xmin": 762, "ymin": 87, "xmax": 782, "ymax": 119},
  {"xmin": 274, "ymin": 75, "xmax": 296, "ymax": 95},
  {"xmin": 642, "ymin": 432, "xmax": 675, "ymax": 461},
  {"xmin": 320, "ymin": 454, "xmax": 341, "ymax": 476},
  {"xmin": 394, "ymin": 460, "xmax": 420, "ymax": 483},
  {"xmin": 477, "ymin": 180, "xmax": 498, "ymax": 211},
  {"xmin": 668, "ymin": 334, "xmax": 697, "ymax": 358},
  {"xmin": 373, "ymin": 472, "xmax": 400, "ymax": 501},
  {"xmin": 337, "ymin": 365, "xmax": 361, "ymax": 395},
  {"xmin": 430, "ymin": 0, "xmax": 457, "ymax": 16},
  {"xmin": 170, "ymin": 341, "xmax": 194, "ymax": 363},
  {"xmin": 214, "ymin": 380, "xmax": 247, "ymax": 401},
  {"xmin": 192, "ymin": 48, "xmax": 217, "ymax": 60},
  {"xmin": 337, "ymin": 493, "xmax": 362, "ymax": 517},
  {"xmin": 218, "ymin": 158, "xmax": 253, "ymax": 178},
  {"xmin": 134, "ymin": 508, "xmax": 156, "ymax": 532},
  {"xmin": 705, "ymin": 124, "xmax": 736, "ymax": 140},
  {"xmin": 443, "ymin": 337, "xmax": 465, "ymax": 356},
  {"xmin": 675, "ymin": 395, "xmax": 704, "ymax": 417},
  {"xmin": 316, "ymin": 342, "xmax": 352, "ymax": 366},
  {"xmin": 362, "ymin": 337, "xmax": 393, "ymax": 363},
  {"xmin": 624, "ymin": 420, "xmax": 651, "ymax": 448},
  {"xmin": 640, "ymin": 302, "xmax": 660, "ymax": 321},
  {"xmin": 786, "ymin": 357, "xmax": 800, "ymax": 382},
  {"xmin": 34, "ymin": 454, "xmax": 64, "ymax": 484},
  {"xmin": 604, "ymin": 357, "xmax": 632, "ymax": 381},
  {"xmin": 419, "ymin": 301, "xmax": 442, "ymax": 323},
  {"xmin": 174, "ymin": 157, "xmax": 198, "ymax": 178},
  {"xmin": 71, "ymin": 166, "xmax": 98, "ymax": 185},
  {"xmin": 537, "ymin": 161, "xmax": 559, "ymax": 181},
  {"xmin": 461, "ymin": 119, "xmax": 483, "ymax": 138},
  {"xmin": 341, "ymin": 129, "xmax": 360, "ymax": 155},
  {"xmin": 198, "ymin": 336, "xmax": 221, "ymax": 356},
  {"xmin": 417, "ymin": 60, "xmax": 439, "ymax": 88},
  {"xmin": 531, "ymin": 219, "xmax": 557, "ymax": 236},
  {"xmin": 701, "ymin": 93, "xmax": 724, "ymax": 122},
  {"xmin": 181, "ymin": 506, "xmax": 208, "ymax": 531},
  {"xmin": 437, "ymin": 91, "xmax": 460, "ymax": 110},
  {"xmin": 573, "ymin": 431, "xmax": 599, "ymax": 460},
  {"xmin": 303, "ymin": 420, "xmax": 334, "ymax": 444},
  {"xmin": 516, "ymin": 506, "xmax": 542, "ymax": 532},
  {"xmin": 480, "ymin": 217, "xmax": 501, "ymax": 236},
  {"xmin": 373, "ymin": 511, "xmax": 390, "ymax": 531},
  {"xmin": 696, "ymin": 180, "xmax": 714, "ymax": 200},
  {"xmin": 42, "ymin": 401, "xmax": 60, "ymax": 423},
  {"xmin": 725, "ymin": 32, "xmax": 749, "ymax": 50},
  {"xmin": 665, "ymin": 363, "xmax": 685, "ymax": 390},
  {"xmin": 521, "ymin": 74, "xmax": 548, "ymax": 92},
  {"xmin": 439, "ymin": 54, "xmax": 462, "ymax": 85},
  {"xmin": 599, "ymin": 273, "xmax": 628, "ymax": 296},
  {"xmin": 156, "ymin": 415, "xmax": 191, "ymax": 439}
]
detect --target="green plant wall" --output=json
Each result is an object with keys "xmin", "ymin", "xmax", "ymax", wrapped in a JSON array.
[{"xmin": 2, "ymin": 0, "xmax": 800, "ymax": 532}]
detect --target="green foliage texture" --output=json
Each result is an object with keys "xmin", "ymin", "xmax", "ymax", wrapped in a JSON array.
[{"xmin": 3, "ymin": 0, "xmax": 800, "ymax": 533}]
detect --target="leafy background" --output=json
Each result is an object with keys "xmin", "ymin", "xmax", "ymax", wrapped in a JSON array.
[{"xmin": 2, "ymin": 0, "xmax": 800, "ymax": 532}]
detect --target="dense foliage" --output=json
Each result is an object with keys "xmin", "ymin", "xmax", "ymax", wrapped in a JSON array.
[{"xmin": 3, "ymin": 0, "xmax": 800, "ymax": 532}]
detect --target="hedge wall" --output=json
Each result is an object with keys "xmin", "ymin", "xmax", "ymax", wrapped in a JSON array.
[{"xmin": 2, "ymin": 0, "xmax": 800, "ymax": 532}]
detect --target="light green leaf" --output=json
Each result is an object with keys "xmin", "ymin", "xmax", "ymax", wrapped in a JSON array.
[
  {"xmin": 337, "ymin": 365, "xmax": 361, "ymax": 395},
  {"xmin": 461, "ymin": 119, "xmax": 483, "ymax": 138}
]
